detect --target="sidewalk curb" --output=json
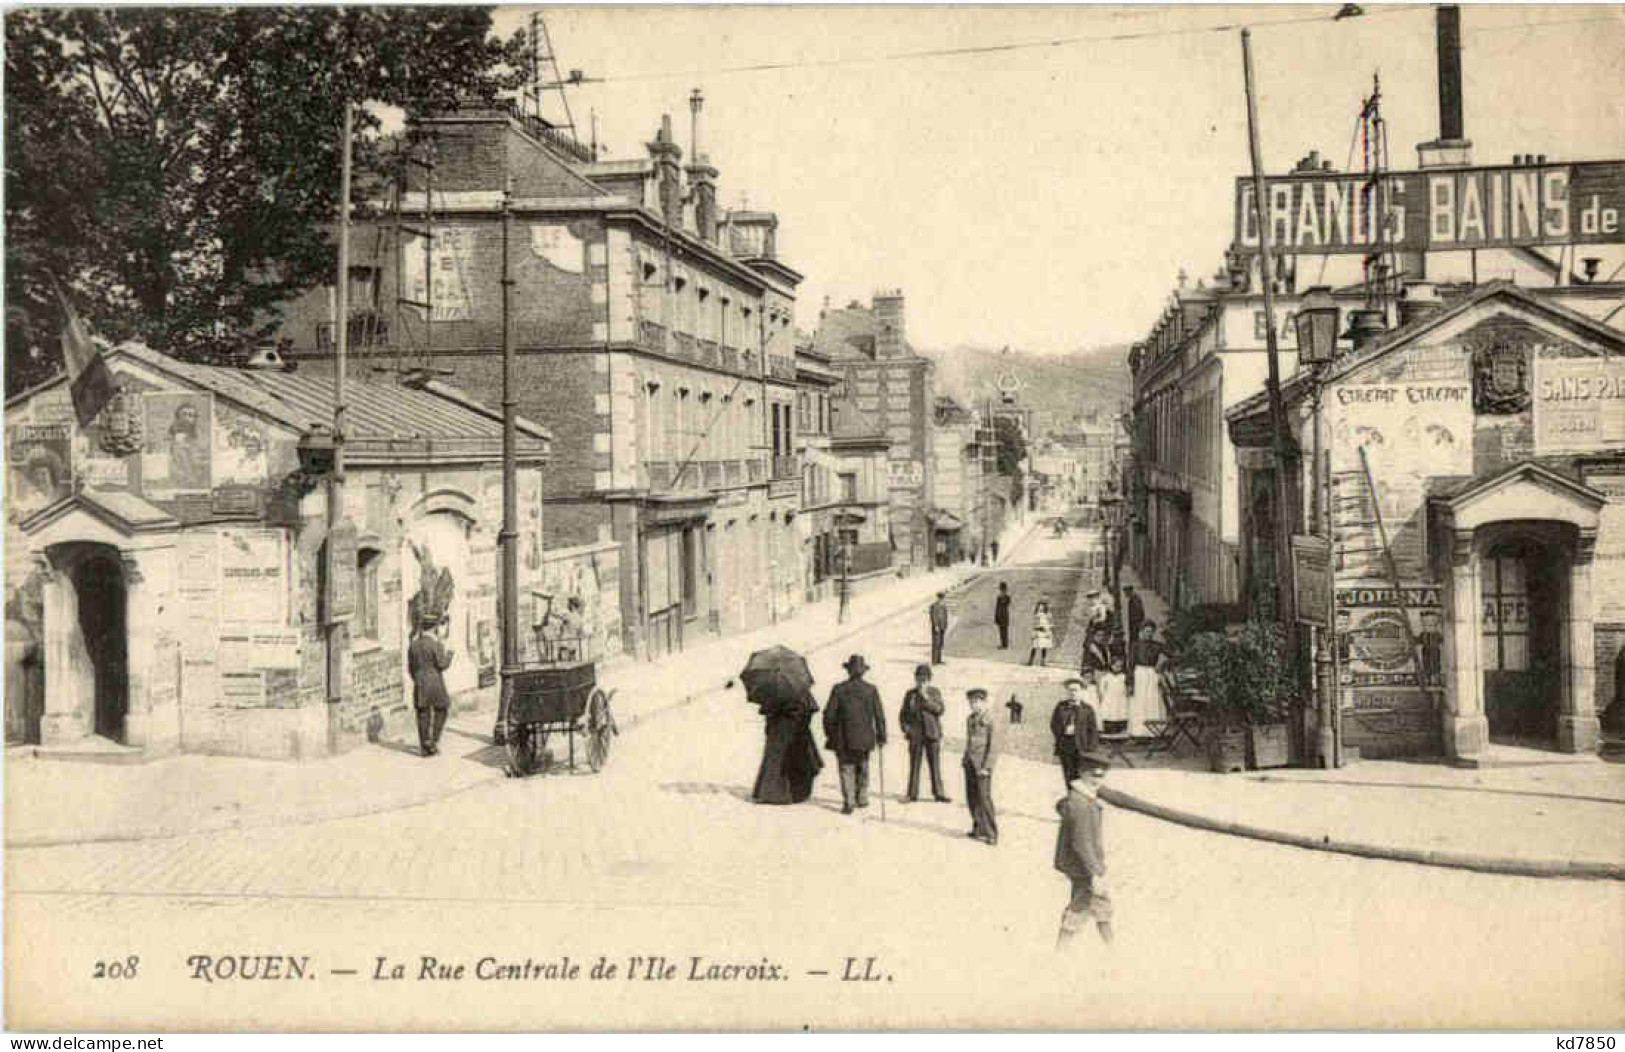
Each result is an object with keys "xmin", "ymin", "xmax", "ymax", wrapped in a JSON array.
[
  {"xmin": 7, "ymin": 566, "xmax": 992, "ymax": 852},
  {"xmin": 1098, "ymin": 785, "xmax": 1625, "ymax": 882}
]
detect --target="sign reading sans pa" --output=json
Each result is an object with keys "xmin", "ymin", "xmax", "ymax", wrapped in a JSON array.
[{"xmin": 1236, "ymin": 161, "xmax": 1625, "ymax": 255}]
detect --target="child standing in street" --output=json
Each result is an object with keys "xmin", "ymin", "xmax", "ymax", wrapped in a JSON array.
[
  {"xmin": 1055, "ymin": 753, "xmax": 1114, "ymax": 950},
  {"xmin": 1027, "ymin": 598, "xmax": 1054, "ymax": 667}
]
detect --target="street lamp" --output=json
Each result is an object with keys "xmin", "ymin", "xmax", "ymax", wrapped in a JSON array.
[
  {"xmin": 1294, "ymin": 285, "xmax": 1341, "ymax": 768},
  {"xmin": 1294, "ymin": 286, "xmax": 1340, "ymax": 367}
]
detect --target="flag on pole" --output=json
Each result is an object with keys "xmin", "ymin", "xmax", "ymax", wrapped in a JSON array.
[{"xmin": 53, "ymin": 283, "xmax": 116, "ymax": 427}]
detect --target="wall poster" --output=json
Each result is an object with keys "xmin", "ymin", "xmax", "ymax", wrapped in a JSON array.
[
  {"xmin": 6, "ymin": 422, "xmax": 73, "ymax": 520},
  {"xmin": 220, "ymin": 527, "xmax": 288, "ymax": 624},
  {"xmin": 141, "ymin": 391, "xmax": 213, "ymax": 497}
]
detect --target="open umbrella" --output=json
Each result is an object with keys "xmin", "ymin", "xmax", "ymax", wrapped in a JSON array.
[{"xmin": 740, "ymin": 645, "xmax": 814, "ymax": 708}]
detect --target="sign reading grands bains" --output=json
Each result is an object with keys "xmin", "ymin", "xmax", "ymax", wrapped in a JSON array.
[{"xmin": 1235, "ymin": 160, "xmax": 1625, "ymax": 254}]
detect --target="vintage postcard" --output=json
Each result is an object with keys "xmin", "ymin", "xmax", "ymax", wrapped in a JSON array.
[{"xmin": 5, "ymin": 3, "xmax": 1624, "ymax": 1033}]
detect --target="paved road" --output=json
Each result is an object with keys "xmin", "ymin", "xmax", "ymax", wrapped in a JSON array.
[{"xmin": 9, "ymin": 529, "xmax": 1624, "ymax": 1030}]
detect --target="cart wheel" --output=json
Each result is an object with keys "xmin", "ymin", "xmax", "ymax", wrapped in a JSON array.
[
  {"xmin": 587, "ymin": 688, "xmax": 617, "ymax": 772},
  {"xmin": 507, "ymin": 722, "xmax": 540, "ymax": 777}
]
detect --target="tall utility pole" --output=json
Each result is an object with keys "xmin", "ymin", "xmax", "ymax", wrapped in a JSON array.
[
  {"xmin": 327, "ymin": 103, "xmax": 353, "ymax": 705},
  {"xmin": 1241, "ymin": 28, "xmax": 1302, "ymax": 754},
  {"xmin": 494, "ymin": 176, "xmax": 519, "ymax": 744}
]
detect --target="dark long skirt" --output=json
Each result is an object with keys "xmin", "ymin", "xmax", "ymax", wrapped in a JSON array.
[{"xmin": 753, "ymin": 712, "xmax": 823, "ymax": 803}]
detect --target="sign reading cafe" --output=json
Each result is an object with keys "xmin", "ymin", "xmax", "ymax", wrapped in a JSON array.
[{"xmin": 1235, "ymin": 160, "xmax": 1625, "ymax": 255}]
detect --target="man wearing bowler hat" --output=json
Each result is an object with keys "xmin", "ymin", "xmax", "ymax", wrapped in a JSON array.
[
  {"xmin": 900, "ymin": 664, "xmax": 950, "ymax": 803},
  {"xmin": 823, "ymin": 654, "xmax": 888, "ymax": 814},
  {"xmin": 1055, "ymin": 752, "xmax": 1114, "ymax": 949}
]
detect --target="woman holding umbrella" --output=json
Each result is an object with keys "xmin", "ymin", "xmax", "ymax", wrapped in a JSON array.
[{"xmin": 744, "ymin": 646, "xmax": 824, "ymax": 804}]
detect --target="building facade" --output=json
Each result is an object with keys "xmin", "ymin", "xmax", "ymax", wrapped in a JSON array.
[
  {"xmin": 1228, "ymin": 283, "xmax": 1625, "ymax": 761},
  {"xmin": 812, "ymin": 292, "xmax": 936, "ymax": 570},
  {"xmin": 4, "ymin": 344, "xmax": 554, "ymax": 758},
  {"xmin": 271, "ymin": 102, "xmax": 803, "ymax": 660}
]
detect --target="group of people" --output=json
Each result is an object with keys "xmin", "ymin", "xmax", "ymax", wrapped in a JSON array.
[{"xmin": 990, "ymin": 583, "xmax": 1057, "ymax": 667}]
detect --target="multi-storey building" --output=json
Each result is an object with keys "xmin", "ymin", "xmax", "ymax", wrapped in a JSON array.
[
  {"xmin": 272, "ymin": 101, "xmax": 803, "ymax": 659},
  {"xmin": 811, "ymin": 292, "xmax": 936, "ymax": 570}
]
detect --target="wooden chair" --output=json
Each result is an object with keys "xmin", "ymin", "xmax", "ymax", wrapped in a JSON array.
[
  {"xmin": 1099, "ymin": 718, "xmax": 1135, "ymax": 768},
  {"xmin": 1142, "ymin": 668, "xmax": 1207, "ymax": 757}
]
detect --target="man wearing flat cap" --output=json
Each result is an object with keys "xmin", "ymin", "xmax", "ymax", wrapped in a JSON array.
[
  {"xmin": 962, "ymin": 688, "xmax": 999, "ymax": 844},
  {"xmin": 900, "ymin": 664, "xmax": 950, "ymax": 803},
  {"xmin": 1050, "ymin": 675, "xmax": 1101, "ymax": 789},
  {"xmin": 1055, "ymin": 754, "xmax": 1114, "ymax": 950},
  {"xmin": 823, "ymin": 654, "xmax": 888, "ymax": 814}
]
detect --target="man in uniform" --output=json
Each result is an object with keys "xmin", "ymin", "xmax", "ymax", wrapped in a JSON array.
[
  {"xmin": 408, "ymin": 617, "xmax": 455, "ymax": 757},
  {"xmin": 900, "ymin": 664, "xmax": 950, "ymax": 803},
  {"xmin": 1055, "ymin": 752, "xmax": 1114, "ymax": 949},
  {"xmin": 928, "ymin": 592, "xmax": 950, "ymax": 666},
  {"xmin": 962, "ymin": 688, "xmax": 999, "ymax": 845},
  {"xmin": 823, "ymin": 654, "xmax": 887, "ymax": 814}
]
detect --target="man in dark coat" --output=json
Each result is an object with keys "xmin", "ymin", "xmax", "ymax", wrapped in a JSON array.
[
  {"xmin": 823, "ymin": 654, "xmax": 887, "ymax": 814},
  {"xmin": 928, "ymin": 593, "xmax": 950, "ymax": 665},
  {"xmin": 962, "ymin": 688, "xmax": 999, "ymax": 845},
  {"xmin": 1050, "ymin": 676, "xmax": 1100, "ymax": 788},
  {"xmin": 1055, "ymin": 752, "xmax": 1113, "ymax": 949},
  {"xmin": 900, "ymin": 664, "xmax": 950, "ymax": 803},
  {"xmin": 408, "ymin": 618, "xmax": 455, "ymax": 756},
  {"xmin": 994, "ymin": 582, "xmax": 1012, "ymax": 650}
]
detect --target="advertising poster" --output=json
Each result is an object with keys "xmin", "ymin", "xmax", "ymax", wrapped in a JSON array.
[
  {"xmin": 213, "ymin": 404, "xmax": 270, "ymax": 488},
  {"xmin": 1534, "ymin": 356, "xmax": 1625, "ymax": 454},
  {"xmin": 1327, "ymin": 379, "xmax": 1472, "ymax": 577},
  {"xmin": 404, "ymin": 225, "xmax": 473, "ymax": 321},
  {"xmin": 7, "ymin": 422, "xmax": 73, "ymax": 519},
  {"xmin": 219, "ymin": 527, "xmax": 287, "ymax": 624},
  {"xmin": 1582, "ymin": 464, "xmax": 1625, "ymax": 624},
  {"xmin": 1333, "ymin": 581, "xmax": 1445, "ymax": 713},
  {"xmin": 141, "ymin": 391, "xmax": 213, "ymax": 496}
]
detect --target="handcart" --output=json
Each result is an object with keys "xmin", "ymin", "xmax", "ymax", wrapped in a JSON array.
[{"xmin": 503, "ymin": 627, "xmax": 617, "ymax": 778}]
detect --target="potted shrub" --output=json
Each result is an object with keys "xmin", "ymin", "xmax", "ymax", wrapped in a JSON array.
[{"xmin": 1181, "ymin": 620, "xmax": 1296, "ymax": 773}]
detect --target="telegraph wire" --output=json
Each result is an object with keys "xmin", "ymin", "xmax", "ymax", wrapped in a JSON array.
[{"xmin": 578, "ymin": 6, "xmax": 1434, "ymax": 85}]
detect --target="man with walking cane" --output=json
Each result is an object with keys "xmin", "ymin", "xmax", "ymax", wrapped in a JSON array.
[{"xmin": 823, "ymin": 654, "xmax": 887, "ymax": 815}]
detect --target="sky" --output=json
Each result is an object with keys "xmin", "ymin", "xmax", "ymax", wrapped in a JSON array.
[{"xmin": 491, "ymin": 4, "xmax": 1625, "ymax": 353}]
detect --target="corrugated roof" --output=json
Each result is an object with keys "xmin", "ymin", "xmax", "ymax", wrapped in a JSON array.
[{"xmin": 106, "ymin": 344, "xmax": 549, "ymax": 452}]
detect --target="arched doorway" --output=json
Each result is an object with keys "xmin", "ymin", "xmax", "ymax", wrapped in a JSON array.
[
  {"xmin": 66, "ymin": 547, "xmax": 130, "ymax": 743},
  {"xmin": 1480, "ymin": 534, "xmax": 1563, "ymax": 743}
]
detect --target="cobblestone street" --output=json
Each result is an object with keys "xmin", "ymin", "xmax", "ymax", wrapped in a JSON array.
[{"xmin": 9, "ymin": 526, "xmax": 1623, "ymax": 1030}]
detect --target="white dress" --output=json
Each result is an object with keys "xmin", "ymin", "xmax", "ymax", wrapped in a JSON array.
[
  {"xmin": 1130, "ymin": 659, "xmax": 1163, "ymax": 738},
  {"xmin": 1030, "ymin": 612, "xmax": 1054, "ymax": 651},
  {"xmin": 1096, "ymin": 673, "xmax": 1130, "ymax": 724}
]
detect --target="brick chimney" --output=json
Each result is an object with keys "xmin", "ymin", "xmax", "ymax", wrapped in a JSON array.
[
  {"xmin": 1417, "ymin": 6, "xmax": 1472, "ymax": 169},
  {"xmin": 873, "ymin": 290, "xmax": 906, "ymax": 358},
  {"xmin": 686, "ymin": 89, "xmax": 718, "ymax": 242},
  {"xmin": 647, "ymin": 114, "xmax": 684, "ymax": 229}
]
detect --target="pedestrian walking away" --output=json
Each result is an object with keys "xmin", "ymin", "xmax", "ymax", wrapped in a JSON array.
[
  {"xmin": 899, "ymin": 664, "xmax": 950, "ymax": 803},
  {"xmin": 823, "ymin": 654, "xmax": 888, "ymax": 814},
  {"xmin": 994, "ymin": 582, "xmax": 1012, "ymax": 650},
  {"xmin": 1050, "ymin": 675, "xmax": 1100, "ymax": 789},
  {"xmin": 962, "ymin": 688, "xmax": 999, "ymax": 845},
  {"xmin": 1055, "ymin": 753, "xmax": 1115, "ymax": 950},
  {"xmin": 928, "ymin": 592, "xmax": 950, "ymax": 666},
  {"xmin": 408, "ymin": 617, "xmax": 455, "ymax": 757},
  {"xmin": 1028, "ymin": 598, "xmax": 1054, "ymax": 666}
]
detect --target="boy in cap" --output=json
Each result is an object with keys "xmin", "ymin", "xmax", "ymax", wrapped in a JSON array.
[
  {"xmin": 823, "ymin": 654, "xmax": 888, "ymax": 814},
  {"xmin": 962, "ymin": 688, "xmax": 999, "ymax": 845},
  {"xmin": 1050, "ymin": 675, "xmax": 1100, "ymax": 789},
  {"xmin": 900, "ymin": 664, "xmax": 950, "ymax": 803},
  {"xmin": 1055, "ymin": 753, "xmax": 1114, "ymax": 949}
]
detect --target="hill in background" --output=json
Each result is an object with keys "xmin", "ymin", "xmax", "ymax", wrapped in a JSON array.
[{"xmin": 920, "ymin": 344, "xmax": 1132, "ymax": 435}]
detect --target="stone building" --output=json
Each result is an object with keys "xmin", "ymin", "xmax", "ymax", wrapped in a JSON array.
[
  {"xmin": 1227, "ymin": 282, "xmax": 1625, "ymax": 762},
  {"xmin": 3, "ymin": 344, "xmax": 554, "ymax": 758},
  {"xmin": 270, "ymin": 101, "xmax": 803, "ymax": 660},
  {"xmin": 929, "ymin": 396, "xmax": 986, "ymax": 565},
  {"xmin": 811, "ymin": 292, "xmax": 936, "ymax": 570}
]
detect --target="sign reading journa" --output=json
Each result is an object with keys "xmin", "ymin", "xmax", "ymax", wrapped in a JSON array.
[
  {"xmin": 1533, "ymin": 357, "xmax": 1625, "ymax": 454},
  {"xmin": 1235, "ymin": 160, "xmax": 1625, "ymax": 255}
]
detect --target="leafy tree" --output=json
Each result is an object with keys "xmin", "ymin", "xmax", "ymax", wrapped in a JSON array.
[
  {"xmin": 5, "ymin": 8, "xmax": 529, "ymax": 395},
  {"xmin": 993, "ymin": 413, "xmax": 1027, "ymax": 506}
]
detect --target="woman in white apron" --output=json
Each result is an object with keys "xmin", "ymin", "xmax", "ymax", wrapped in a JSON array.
[{"xmin": 1128, "ymin": 621, "xmax": 1167, "ymax": 737}]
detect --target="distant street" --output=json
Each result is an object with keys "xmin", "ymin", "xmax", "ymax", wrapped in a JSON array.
[{"xmin": 9, "ymin": 522, "xmax": 1623, "ymax": 1030}]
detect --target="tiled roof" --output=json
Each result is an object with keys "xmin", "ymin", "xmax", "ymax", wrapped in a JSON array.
[{"xmin": 105, "ymin": 344, "xmax": 550, "ymax": 453}]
